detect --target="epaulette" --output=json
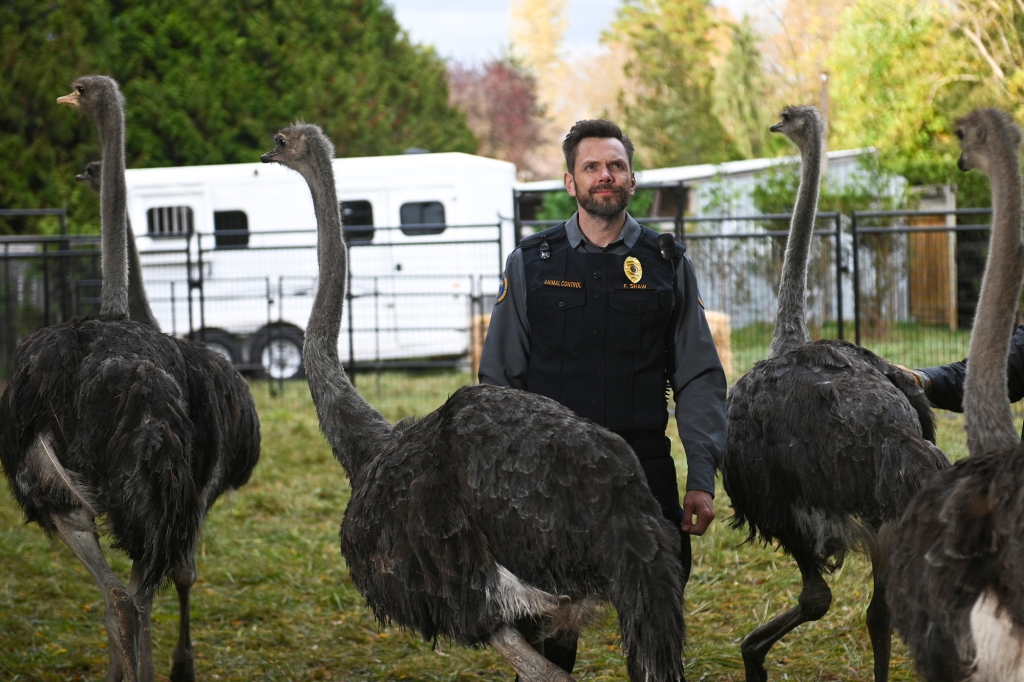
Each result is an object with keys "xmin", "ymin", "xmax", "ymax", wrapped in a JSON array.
[
  {"xmin": 519, "ymin": 223, "xmax": 567, "ymax": 249},
  {"xmin": 638, "ymin": 225, "xmax": 686, "ymax": 256}
]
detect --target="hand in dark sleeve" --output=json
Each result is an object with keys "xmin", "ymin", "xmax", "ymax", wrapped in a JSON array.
[
  {"xmin": 478, "ymin": 250, "xmax": 530, "ymax": 389},
  {"xmin": 917, "ymin": 324, "xmax": 1024, "ymax": 411}
]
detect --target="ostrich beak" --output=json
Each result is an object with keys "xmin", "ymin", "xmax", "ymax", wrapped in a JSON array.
[
  {"xmin": 75, "ymin": 172, "xmax": 87, "ymax": 182},
  {"xmin": 769, "ymin": 121, "xmax": 783, "ymax": 133},
  {"xmin": 260, "ymin": 150, "xmax": 278, "ymax": 163},
  {"xmin": 57, "ymin": 91, "xmax": 81, "ymax": 107},
  {"xmin": 957, "ymin": 155, "xmax": 970, "ymax": 172}
]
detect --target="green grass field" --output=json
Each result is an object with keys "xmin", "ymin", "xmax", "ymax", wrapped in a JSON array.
[{"xmin": 0, "ymin": 372, "xmax": 1009, "ymax": 682}]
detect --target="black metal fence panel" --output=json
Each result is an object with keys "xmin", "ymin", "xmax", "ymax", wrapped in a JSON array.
[{"xmin": 0, "ymin": 210, "xmax": 1002, "ymax": 404}]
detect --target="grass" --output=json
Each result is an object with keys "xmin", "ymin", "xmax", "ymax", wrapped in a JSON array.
[{"xmin": 1, "ymin": 372, "xmax": 1015, "ymax": 681}]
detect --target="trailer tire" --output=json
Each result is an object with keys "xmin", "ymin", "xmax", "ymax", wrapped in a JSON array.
[
  {"xmin": 189, "ymin": 328, "xmax": 241, "ymax": 365},
  {"xmin": 251, "ymin": 325, "xmax": 305, "ymax": 380}
]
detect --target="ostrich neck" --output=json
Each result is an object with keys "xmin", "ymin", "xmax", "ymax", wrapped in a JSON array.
[
  {"xmin": 125, "ymin": 219, "xmax": 159, "ymax": 328},
  {"xmin": 769, "ymin": 136, "xmax": 822, "ymax": 358},
  {"xmin": 303, "ymin": 155, "xmax": 391, "ymax": 476},
  {"xmin": 964, "ymin": 153, "xmax": 1024, "ymax": 454},
  {"xmin": 98, "ymin": 105, "xmax": 129, "ymax": 318}
]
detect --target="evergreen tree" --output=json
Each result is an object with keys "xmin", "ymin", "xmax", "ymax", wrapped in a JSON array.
[{"xmin": 0, "ymin": 0, "xmax": 476, "ymax": 234}]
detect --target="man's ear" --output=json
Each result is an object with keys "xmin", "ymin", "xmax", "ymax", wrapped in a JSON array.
[{"xmin": 564, "ymin": 171, "xmax": 577, "ymax": 198}]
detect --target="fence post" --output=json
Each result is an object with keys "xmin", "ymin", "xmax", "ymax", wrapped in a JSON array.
[
  {"xmin": 852, "ymin": 211, "xmax": 861, "ymax": 346},
  {"xmin": 835, "ymin": 212, "xmax": 844, "ymax": 341},
  {"xmin": 186, "ymin": 231, "xmax": 195, "ymax": 338},
  {"xmin": 42, "ymin": 242, "xmax": 50, "ymax": 327},
  {"xmin": 197, "ymin": 233, "xmax": 207, "ymax": 343}
]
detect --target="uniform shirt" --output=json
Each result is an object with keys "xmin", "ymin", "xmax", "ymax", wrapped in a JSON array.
[
  {"xmin": 479, "ymin": 212, "xmax": 728, "ymax": 496},
  {"xmin": 919, "ymin": 324, "xmax": 1024, "ymax": 415}
]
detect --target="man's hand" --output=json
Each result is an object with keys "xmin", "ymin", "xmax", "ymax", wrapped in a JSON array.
[
  {"xmin": 894, "ymin": 364, "xmax": 930, "ymax": 391},
  {"xmin": 681, "ymin": 490, "xmax": 715, "ymax": 536}
]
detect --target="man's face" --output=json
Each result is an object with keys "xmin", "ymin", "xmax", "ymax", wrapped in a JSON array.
[{"xmin": 565, "ymin": 137, "xmax": 636, "ymax": 218}]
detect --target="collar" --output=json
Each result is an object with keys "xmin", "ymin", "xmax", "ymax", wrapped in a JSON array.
[{"xmin": 565, "ymin": 212, "xmax": 642, "ymax": 250}]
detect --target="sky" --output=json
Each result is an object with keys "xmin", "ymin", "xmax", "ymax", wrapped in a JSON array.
[{"xmin": 386, "ymin": 0, "xmax": 774, "ymax": 65}]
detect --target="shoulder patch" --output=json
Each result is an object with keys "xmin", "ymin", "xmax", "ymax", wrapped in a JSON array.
[
  {"xmin": 698, "ymin": 291, "xmax": 705, "ymax": 308},
  {"xmin": 495, "ymin": 275, "xmax": 508, "ymax": 304}
]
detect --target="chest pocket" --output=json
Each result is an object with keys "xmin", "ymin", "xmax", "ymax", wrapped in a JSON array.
[
  {"xmin": 607, "ymin": 290, "xmax": 663, "ymax": 352},
  {"xmin": 531, "ymin": 287, "xmax": 586, "ymax": 348}
]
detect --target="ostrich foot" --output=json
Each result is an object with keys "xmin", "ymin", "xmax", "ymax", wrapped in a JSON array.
[
  {"xmin": 490, "ymin": 625, "xmax": 575, "ymax": 682},
  {"xmin": 741, "ymin": 652, "xmax": 768, "ymax": 682}
]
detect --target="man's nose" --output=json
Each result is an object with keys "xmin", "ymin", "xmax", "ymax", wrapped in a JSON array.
[{"xmin": 597, "ymin": 165, "xmax": 614, "ymax": 182}]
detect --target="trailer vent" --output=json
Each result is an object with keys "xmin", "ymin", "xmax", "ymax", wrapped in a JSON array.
[
  {"xmin": 146, "ymin": 206, "xmax": 194, "ymax": 238},
  {"xmin": 341, "ymin": 200, "xmax": 374, "ymax": 244},
  {"xmin": 400, "ymin": 201, "xmax": 446, "ymax": 236},
  {"xmin": 214, "ymin": 210, "xmax": 249, "ymax": 249}
]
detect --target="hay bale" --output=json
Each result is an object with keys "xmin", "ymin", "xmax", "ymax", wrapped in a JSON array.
[{"xmin": 704, "ymin": 310, "xmax": 733, "ymax": 377}]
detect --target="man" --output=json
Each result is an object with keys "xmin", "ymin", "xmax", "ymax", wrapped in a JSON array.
[
  {"xmin": 908, "ymin": 324, "xmax": 1024, "ymax": 437},
  {"xmin": 479, "ymin": 119, "xmax": 728, "ymax": 675}
]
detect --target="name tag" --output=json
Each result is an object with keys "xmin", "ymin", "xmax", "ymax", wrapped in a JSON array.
[
  {"xmin": 543, "ymin": 279, "xmax": 583, "ymax": 289},
  {"xmin": 615, "ymin": 283, "xmax": 649, "ymax": 290}
]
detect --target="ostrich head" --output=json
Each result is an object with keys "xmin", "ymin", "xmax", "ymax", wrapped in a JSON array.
[
  {"xmin": 956, "ymin": 109, "xmax": 1023, "ymax": 174},
  {"xmin": 57, "ymin": 75, "xmax": 125, "ymax": 125},
  {"xmin": 770, "ymin": 106, "xmax": 822, "ymax": 151},
  {"xmin": 260, "ymin": 123, "xmax": 334, "ymax": 177},
  {"xmin": 76, "ymin": 161, "xmax": 102, "ymax": 194}
]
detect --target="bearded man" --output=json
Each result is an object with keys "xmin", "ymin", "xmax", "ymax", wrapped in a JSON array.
[{"xmin": 479, "ymin": 118, "xmax": 727, "ymax": 679}]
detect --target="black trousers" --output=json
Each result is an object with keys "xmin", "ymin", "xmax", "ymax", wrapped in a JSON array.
[{"xmin": 517, "ymin": 431, "xmax": 692, "ymax": 677}]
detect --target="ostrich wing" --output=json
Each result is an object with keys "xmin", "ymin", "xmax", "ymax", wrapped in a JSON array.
[
  {"xmin": 342, "ymin": 384, "xmax": 670, "ymax": 645},
  {"xmin": 724, "ymin": 340, "xmax": 948, "ymax": 572}
]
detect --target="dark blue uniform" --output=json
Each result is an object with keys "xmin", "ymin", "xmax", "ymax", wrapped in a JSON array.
[{"xmin": 480, "ymin": 213, "xmax": 727, "ymax": 675}]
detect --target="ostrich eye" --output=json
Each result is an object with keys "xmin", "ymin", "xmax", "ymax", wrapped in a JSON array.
[
  {"xmin": 276, "ymin": 136, "xmax": 286, "ymax": 146},
  {"xmin": 782, "ymin": 113, "xmax": 790, "ymax": 122},
  {"xmin": 76, "ymin": 86, "xmax": 84, "ymax": 94}
]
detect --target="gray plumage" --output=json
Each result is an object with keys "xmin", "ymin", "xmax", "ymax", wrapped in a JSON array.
[
  {"xmin": 77, "ymin": 160, "xmax": 160, "ymax": 329},
  {"xmin": 0, "ymin": 75, "xmax": 259, "ymax": 682},
  {"xmin": 262, "ymin": 123, "xmax": 685, "ymax": 682},
  {"xmin": 887, "ymin": 108, "xmax": 1024, "ymax": 682},
  {"xmin": 722, "ymin": 105, "xmax": 949, "ymax": 682}
]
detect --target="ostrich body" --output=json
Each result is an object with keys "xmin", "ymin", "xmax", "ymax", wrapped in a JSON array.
[
  {"xmin": 887, "ymin": 109, "xmax": 1024, "ymax": 682},
  {"xmin": 0, "ymin": 76, "xmax": 260, "ymax": 682},
  {"xmin": 722, "ymin": 105, "xmax": 949, "ymax": 682},
  {"xmin": 77, "ymin": 160, "xmax": 159, "ymax": 329},
  {"xmin": 263, "ymin": 124, "xmax": 686, "ymax": 682}
]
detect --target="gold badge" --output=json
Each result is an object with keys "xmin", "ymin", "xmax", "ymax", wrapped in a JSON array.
[{"xmin": 624, "ymin": 256, "xmax": 642, "ymax": 284}]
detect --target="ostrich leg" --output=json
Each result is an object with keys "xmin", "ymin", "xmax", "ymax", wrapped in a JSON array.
[
  {"xmin": 127, "ymin": 562, "xmax": 157, "ymax": 682},
  {"xmin": 489, "ymin": 626, "xmax": 576, "ymax": 682},
  {"xmin": 740, "ymin": 556, "xmax": 832, "ymax": 682},
  {"xmin": 52, "ymin": 510, "xmax": 141, "ymax": 682},
  {"xmin": 168, "ymin": 550, "xmax": 198, "ymax": 682},
  {"xmin": 865, "ymin": 563, "xmax": 892, "ymax": 682}
]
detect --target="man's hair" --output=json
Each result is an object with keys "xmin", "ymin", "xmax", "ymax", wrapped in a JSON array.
[{"xmin": 562, "ymin": 119, "xmax": 635, "ymax": 175}]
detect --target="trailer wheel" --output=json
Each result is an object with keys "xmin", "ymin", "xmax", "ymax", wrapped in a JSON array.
[
  {"xmin": 251, "ymin": 325, "xmax": 305, "ymax": 380},
  {"xmin": 189, "ymin": 329, "xmax": 241, "ymax": 365}
]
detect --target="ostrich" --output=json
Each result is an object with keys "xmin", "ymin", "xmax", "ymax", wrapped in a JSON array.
[
  {"xmin": 0, "ymin": 75, "xmax": 260, "ymax": 682},
  {"xmin": 77, "ymin": 160, "xmax": 159, "ymax": 329},
  {"xmin": 722, "ymin": 105, "xmax": 949, "ymax": 682},
  {"xmin": 887, "ymin": 109, "xmax": 1024, "ymax": 682},
  {"xmin": 262, "ymin": 123, "xmax": 686, "ymax": 682}
]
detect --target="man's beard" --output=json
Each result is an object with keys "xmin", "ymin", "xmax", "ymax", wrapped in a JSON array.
[{"xmin": 576, "ymin": 182, "xmax": 631, "ymax": 217}]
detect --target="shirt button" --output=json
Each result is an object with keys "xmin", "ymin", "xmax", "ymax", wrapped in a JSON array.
[
  {"xmin": 558, "ymin": 301, "xmax": 564, "ymax": 307},
  {"xmin": 592, "ymin": 329, "xmax": 599, "ymax": 335},
  {"xmin": 592, "ymin": 362, "xmax": 599, "ymax": 369},
  {"xmin": 593, "ymin": 271, "xmax": 602, "ymax": 279},
  {"xmin": 594, "ymin": 292, "xmax": 600, "ymax": 299},
  {"xmin": 592, "ymin": 399, "xmax": 598, "ymax": 405}
]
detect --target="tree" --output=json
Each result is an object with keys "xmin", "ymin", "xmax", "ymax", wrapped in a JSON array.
[
  {"xmin": 447, "ymin": 59, "xmax": 546, "ymax": 178},
  {"xmin": 827, "ymin": 0, "xmax": 984, "ymax": 192},
  {"xmin": 608, "ymin": 0, "xmax": 738, "ymax": 168},
  {"xmin": 0, "ymin": 0, "xmax": 476, "ymax": 235},
  {"xmin": 713, "ymin": 17, "xmax": 788, "ymax": 160}
]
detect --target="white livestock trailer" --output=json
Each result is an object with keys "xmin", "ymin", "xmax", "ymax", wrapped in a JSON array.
[{"xmin": 126, "ymin": 152, "xmax": 518, "ymax": 378}]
